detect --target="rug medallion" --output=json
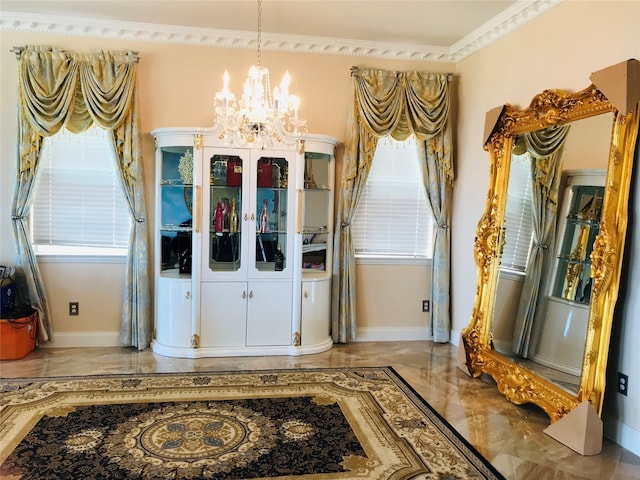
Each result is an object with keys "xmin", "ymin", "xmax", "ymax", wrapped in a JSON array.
[{"xmin": 0, "ymin": 367, "xmax": 505, "ymax": 479}]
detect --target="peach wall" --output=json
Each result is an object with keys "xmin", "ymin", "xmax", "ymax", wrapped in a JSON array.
[{"xmin": 0, "ymin": 29, "xmax": 451, "ymax": 342}]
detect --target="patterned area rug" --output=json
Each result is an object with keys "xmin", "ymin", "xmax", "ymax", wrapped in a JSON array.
[{"xmin": 0, "ymin": 367, "xmax": 505, "ymax": 479}]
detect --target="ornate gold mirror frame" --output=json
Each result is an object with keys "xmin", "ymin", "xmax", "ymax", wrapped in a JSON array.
[{"xmin": 461, "ymin": 59, "xmax": 640, "ymax": 454}]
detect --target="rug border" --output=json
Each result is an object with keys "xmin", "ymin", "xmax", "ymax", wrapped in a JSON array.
[
  {"xmin": 1, "ymin": 365, "xmax": 506, "ymax": 480},
  {"xmin": 381, "ymin": 366, "xmax": 507, "ymax": 480}
]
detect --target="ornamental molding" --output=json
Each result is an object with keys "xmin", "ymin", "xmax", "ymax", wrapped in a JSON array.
[{"xmin": 0, "ymin": 0, "xmax": 562, "ymax": 63}]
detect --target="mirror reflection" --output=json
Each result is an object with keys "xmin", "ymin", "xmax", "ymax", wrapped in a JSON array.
[{"xmin": 491, "ymin": 113, "xmax": 612, "ymax": 395}]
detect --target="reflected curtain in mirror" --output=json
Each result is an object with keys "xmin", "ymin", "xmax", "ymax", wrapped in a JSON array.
[
  {"xmin": 11, "ymin": 45, "xmax": 151, "ymax": 349},
  {"xmin": 511, "ymin": 126, "xmax": 570, "ymax": 356},
  {"xmin": 332, "ymin": 67, "xmax": 453, "ymax": 343}
]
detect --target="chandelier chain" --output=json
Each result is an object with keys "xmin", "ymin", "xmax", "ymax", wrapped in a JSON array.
[{"xmin": 257, "ymin": 0, "xmax": 262, "ymax": 67}]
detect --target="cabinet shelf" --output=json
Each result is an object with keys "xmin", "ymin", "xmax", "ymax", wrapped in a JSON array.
[
  {"xmin": 566, "ymin": 216, "xmax": 600, "ymax": 228},
  {"xmin": 557, "ymin": 256, "xmax": 592, "ymax": 266},
  {"xmin": 159, "ymin": 268, "xmax": 191, "ymax": 279},
  {"xmin": 162, "ymin": 225, "xmax": 192, "ymax": 232},
  {"xmin": 303, "ymin": 243, "xmax": 327, "ymax": 253},
  {"xmin": 162, "ymin": 179, "xmax": 192, "ymax": 186}
]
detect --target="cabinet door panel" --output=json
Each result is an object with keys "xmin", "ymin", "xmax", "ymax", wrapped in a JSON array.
[
  {"xmin": 200, "ymin": 282, "xmax": 247, "ymax": 347},
  {"xmin": 156, "ymin": 279, "xmax": 192, "ymax": 348},
  {"xmin": 246, "ymin": 282, "xmax": 292, "ymax": 346},
  {"xmin": 301, "ymin": 280, "xmax": 330, "ymax": 346}
]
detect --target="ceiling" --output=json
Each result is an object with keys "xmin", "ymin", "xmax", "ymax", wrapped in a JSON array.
[{"xmin": 0, "ymin": 0, "xmax": 562, "ymax": 62}]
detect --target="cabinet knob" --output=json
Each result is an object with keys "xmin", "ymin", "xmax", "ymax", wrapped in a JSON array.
[
  {"xmin": 303, "ymin": 291, "xmax": 309, "ymax": 298},
  {"xmin": 186, "ymin": 291, "xmax": 192, "ymax": 300},
  {"xmin": 244, "ymin": 213, "xmax": 249, "ymax": 221},
  {"xmin": 242, "ymin": 291, "xmax": 247, "ymax": 299},
  {"xmin": 249, "ymin": 290, "xmax": 254, "ymax": 298}
]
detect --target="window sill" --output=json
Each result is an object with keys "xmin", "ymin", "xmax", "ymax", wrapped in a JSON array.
[
  {"xmin": 498, "ymin": 268, "xmax": 526, "ymax": 281},
  {"xmin": 355, "ymin": 256, "xmax": 432, "ymax": 266},
  {"xmin": 34, "ymin": 246, "xmax": 128, "ymax": 264},
  {"xmin": 36, "ymin": 254, "xmax": 127, "ymax": 264}
]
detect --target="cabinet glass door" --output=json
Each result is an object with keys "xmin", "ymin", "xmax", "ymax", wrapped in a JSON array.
[
  {"xmin": 160, "ymin": 146, "xmax": 193, "ymax": 276},
  {"xmin": 553, "ymin": 184, "xmax": 604, "ymax": 304},
  {"xmin": 208, "ymin": 154, "xmax": 243, "ymax": 272},
  {"xmin": 302, "ymin": 152, "xmax": 331, "ymax": 273},
  {"xmin": 255, "ymin": 156, "xmax": 288, "ymax": 272}
]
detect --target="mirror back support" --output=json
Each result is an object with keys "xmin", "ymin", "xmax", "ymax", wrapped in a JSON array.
[{"xmin": 462, "ymin": 59, "xmax": 640, "ymax": 423}]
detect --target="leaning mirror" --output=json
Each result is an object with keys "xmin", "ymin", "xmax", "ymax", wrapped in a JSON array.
[{"xmin": 461, "ymin": 59, "xmax": 640, "ymax": 454}]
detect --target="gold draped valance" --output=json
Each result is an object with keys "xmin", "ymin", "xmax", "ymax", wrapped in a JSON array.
[
  {"xmin": 17, "ymin": 45, "xmax": 139, "ymax": 174},
  {"xmin": 346, "ymin": 67, "xmax": 453, "ymax": 182}
]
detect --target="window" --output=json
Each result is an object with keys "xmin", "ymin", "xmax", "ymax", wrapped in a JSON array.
[
  {"xmin": 501, "ymin": 153, "xmax": 534, "ymax": 272},
  {"xmin": 351, "ymin": 136, "xmax": 434, "ymax": 260},
  {"xmin": 31, "ymin": 125, "xmax": 131, "ymax": 256}
]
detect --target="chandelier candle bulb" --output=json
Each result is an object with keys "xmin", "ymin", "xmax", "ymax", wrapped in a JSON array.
[{"xmin": 215, "ymin": 70, "xmax": 235, "ymax": 111}]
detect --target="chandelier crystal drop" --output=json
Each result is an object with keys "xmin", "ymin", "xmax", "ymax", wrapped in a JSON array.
[{"xmin": 214, "ymin": 0, "xmax": 307, "ymax": 146}]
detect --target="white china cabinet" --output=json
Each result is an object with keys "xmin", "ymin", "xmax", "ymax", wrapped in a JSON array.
[
  {"xmin": 152, "ymin": 128, "xmax": 337, "ymax": 357},
  {"xmin": 534, "ymin": 169, "xmax": 606, "ymax": 375}
]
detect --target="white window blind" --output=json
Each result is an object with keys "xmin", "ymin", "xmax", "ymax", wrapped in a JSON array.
[
  {"xmin": 501, "ymin": 153, "xmax": 534, "ymax": 272},
  {"xmin": 351, "ymin": 136, "xmax": 434, "ymax": 259},
  {"xmin": 32, "ymin": 125, "xmax": 131, "ymax": 253}
]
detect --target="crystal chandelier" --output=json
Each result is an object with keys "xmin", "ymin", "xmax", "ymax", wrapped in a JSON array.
[{"xmin": 214, "ymin": 0, "xmax": 307, "ymax": 146}]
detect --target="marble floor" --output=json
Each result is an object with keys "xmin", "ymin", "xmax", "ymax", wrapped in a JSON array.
[{"xmin": 1, "ymin": 341, "xmax": 638, "ymax": 480}]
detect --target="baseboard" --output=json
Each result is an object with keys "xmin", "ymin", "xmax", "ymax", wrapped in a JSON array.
[
  {"xmin": 603, "ymin": 412, "xmax": 640, "ymax": 457},
  {"xmin": 40, "ymin": 332, "xmax": 122, "ymax": 348},
  {"xmin": 492, "ymin": 339, "xmax": 511, "ymax": 354},
  {"xmin": 355, "ymin": 327, "xmax": 432, "ymax": 342},
  {"xmin": 42, "ymin": 328, "xmax": 445, "ymax": 347}
]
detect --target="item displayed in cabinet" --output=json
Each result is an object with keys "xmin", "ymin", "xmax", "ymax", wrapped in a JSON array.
[
  {"xmin": 227, "ymin": 158, "xmax": 242, "ymax": 186},
  {"xmin": 272, "ymin": 163, "xmax": 281, "ymax": 187},
  {"xmin": 257, "ymin": 159, "xmax": 273, "ymax": 187},
  {"xmin": 260, "ymin": 199, "xmax": 270, "ymax": 233},
  {"xmin": 212, "ymin": 160, "xmax": 227, "ymax": 185},
  {"xmin": 215, "ymin": 202, "xmax": 224, "ymax": 234},
  {"xmin": 274, "ymin": 244, "xmax": 284, "ymax": 271},
  {"xmin": 230, "ymin": 198, "xmax": 239, "ymax": 233},
  {"xmin": 172, "ymin": 219, "xmax": 192, "ymax": 274},
  {"xmin": 178, "ymin": 150, "xmax": 193, "ymax": 184},
  {"xmin": 304, "ymin": 157, "xmax": 317, "ymax": 188}
]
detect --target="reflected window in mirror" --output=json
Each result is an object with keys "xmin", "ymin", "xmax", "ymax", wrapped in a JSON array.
[{"xmin": 502, "ymin": 153, "xmax": 534, "ymax": 273}]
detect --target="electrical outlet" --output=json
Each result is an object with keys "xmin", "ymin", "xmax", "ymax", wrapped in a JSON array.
[
  {"xmin": 617, "ymin": 372, "xmax": 628, "ymax": 396},
  {"xmin": 69, "ymin": 302, "xmax": 79, "ymax": 316},
  {"xmin": 422, "ymin": 300, "xmax": 430, "ymax": 312}
]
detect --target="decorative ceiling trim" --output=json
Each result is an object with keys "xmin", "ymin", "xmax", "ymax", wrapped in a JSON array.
[
  {"xmin": 449, "ymin": 0, "xmax": 563, "ymax": 62},
  {"xmin": 0, "ymin": 0, "xmax": 562, "ymax": 63}
]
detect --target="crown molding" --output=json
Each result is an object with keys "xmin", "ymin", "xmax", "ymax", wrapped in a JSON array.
[
  {"xmin": 1, "ymin": 0, "xmax": 561, "ymax": 63},
  {"xmin": 450, "ymin": 0, "xmax": 563, "ymax": 62}
]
